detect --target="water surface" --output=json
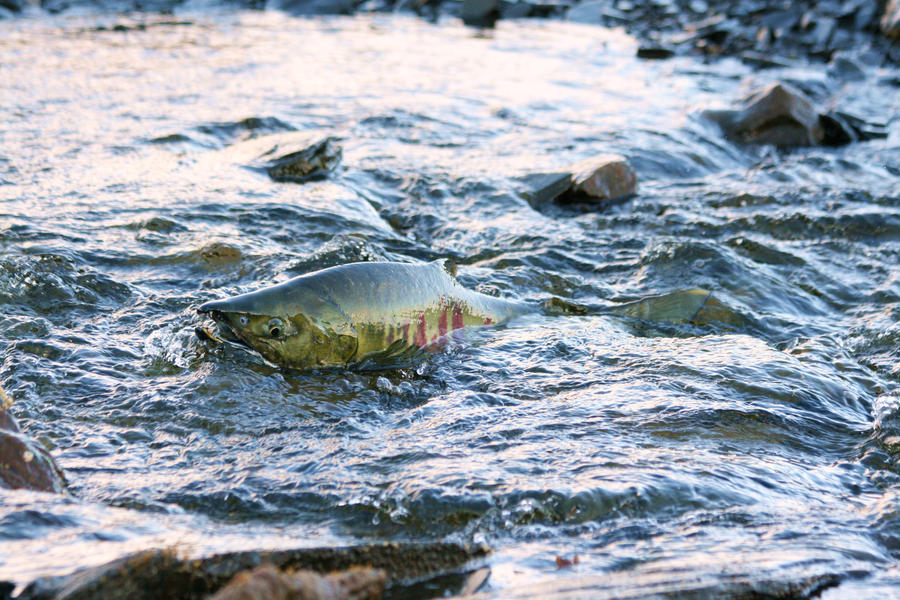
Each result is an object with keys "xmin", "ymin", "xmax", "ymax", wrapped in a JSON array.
[{"xmin": 1, "ymin": 9, "xmax": 899, "ymax": 597}]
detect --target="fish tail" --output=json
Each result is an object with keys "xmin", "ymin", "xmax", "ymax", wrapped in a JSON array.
[
  {"xmin": 603, "ymin": 289, "xmax": 713, "ymax": 323},
  {"xmin": 544, "ymin": 289, "xmax": 739, "ymax": 326}
]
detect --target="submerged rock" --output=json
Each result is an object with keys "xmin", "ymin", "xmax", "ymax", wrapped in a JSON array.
[
  {"xmin": 461, "ymin": 0, "xmax": 499, "ymax": 27},
  {"xmin": 521, "ymin": 154, "xmax": 638, "ymax": 208},
  {"xmin": 702, "ymin": 82, "xmax": 824, "ymax": 147},
  {"xmin": 210, "ymin": 564, "xmax": 386, "ymax": 600},
  {"xmin": 884, "ymin": 1, "xmax": 900, "ymax": 39},
  {"xmin": 0, "ymin": 388, "xmax": 66, "ymax": 494},
  {"xmin": 241, "ymin": 132, "xmax": 342, "ymax": 183},
  {"xmin": 17, "ymin": 542, "xmax": 489, "ymax": 600}
]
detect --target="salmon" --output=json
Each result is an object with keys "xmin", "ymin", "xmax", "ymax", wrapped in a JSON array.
[{"xmin": 197, "ymin": 260, "xmax": 722, "ymax": 370}]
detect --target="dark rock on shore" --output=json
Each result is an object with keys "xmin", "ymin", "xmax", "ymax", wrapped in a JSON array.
[
  {"xmin": 461, "ymin": 0, "xmax": 499, "ymax": 27},
  {"xmin": 521, "ymin": 154, "xmax": 638, "ymax": 209},
  {"xmin": 703, "ymin": 82, "xmax": 824, "ymax": 147},
  {"xmin": 702, "ymin": 81, "xmax": 889, "ymax": 148},
  {"xmin": 0, "ymin": 389, "xmax": 66, "ymax": 494},
  {"xmin": 210, "ymin": 564, "xmax": 386, "ymax": 600},
  {"xmin": 270, "ymin": 0, "xmax": 361, "ymax": 16},
  {"xmin": 0, "ymin": 0, "xmax": 25, "ymax": 15},
  {"xmin": 17, "ymin": 542, "xmax": 489, "ymax": 600}
]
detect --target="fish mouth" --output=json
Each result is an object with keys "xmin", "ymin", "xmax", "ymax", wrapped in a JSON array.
[{"xmin": 196, "ymin": 306, "xmax": 250, "ymax": 348}]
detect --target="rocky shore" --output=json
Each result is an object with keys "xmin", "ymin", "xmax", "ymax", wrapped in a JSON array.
[{"xmin": 3, "ymin": 0, "xmax": 899, "ymax": 66}]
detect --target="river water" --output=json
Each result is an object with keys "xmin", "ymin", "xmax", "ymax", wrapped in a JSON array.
[{"xmin": 1, "ymin": 7, "xmax": 899, "ymax": 597}]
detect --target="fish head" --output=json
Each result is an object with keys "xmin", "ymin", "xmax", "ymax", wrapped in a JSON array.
[{"xmin": 197, "ymin": 281, "xmax": 357, "ymax": 370}]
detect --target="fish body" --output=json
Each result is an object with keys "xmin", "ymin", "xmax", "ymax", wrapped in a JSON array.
[
  {"xmin": 198, "ymin": 260, "xmax": 531, "ymax": 370},
  {"xmin": 198, "ymin": 260, "xmax": 725, "ymax": 371}
]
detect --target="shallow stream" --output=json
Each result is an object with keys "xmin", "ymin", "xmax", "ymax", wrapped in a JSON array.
[{"xmin": 1, "ymin": 9, "xmax": 900, "ymax": 597}]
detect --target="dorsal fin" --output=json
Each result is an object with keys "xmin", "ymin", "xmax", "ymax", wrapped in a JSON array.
[{"xmin": 436, "ymin": 258, "xmax": 458, "ymax": 277}]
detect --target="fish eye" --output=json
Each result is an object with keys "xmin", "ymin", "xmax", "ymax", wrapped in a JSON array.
[
  {"xmin": 267, "ymin": 318, "xmax": 285, "ymax": 338},
  {"xmin": 238, "ymin": 315, "xmax": 249, "ymax": 327}
]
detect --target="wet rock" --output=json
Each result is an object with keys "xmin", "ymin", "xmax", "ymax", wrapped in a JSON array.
[
  {"xmin": 521, "ymin": 154, "xmax": 638, "ymax": 208},
  {"xmin": 567, "ymin": 154, "xmax": 638, "ymax": 200},
  {"xmin": 17, "ymin": 542, "xmax": 489, "ymax": 600},
  {"xmin": 243, "ymin": 132, "xmax": 342, "ymax": 183},
  {"xmin": 702, "ymin": 83, "xmax": 824, "ymax": 147},
  {"xmin": 461, "ymin": 0, "xmax": 499, "ymax": 27},
  {"xmin": 269, "ymin": 0, "xmax": 360, "ymax": 15},
  {"xmin": 0, "ymin": 388, "xmax": 66, "ymax": 494},
  {"xmin": 636, "ymin": 46, "xmax": 675, "ymax": 59},
  {"xmin": 826, "ymin": 111, "xmax": 889, "ymax": 141},
  {"xmin": 827, "ymin": 55, "xmax": 866, "ymax": 81},
  {"xmin": 210, "ymin": 564, "xmax": 386, "ymax": 600},
  {"xmin": 0, "ymin": 0, "xmax": 25, "ymax": 13},
  {"xmin": 884, "ymin": 0, "xmax": 900, "ymax": 39},
  {"xmin": 566, "ymin": 1, "xmax": 629, "ymax": 25}
]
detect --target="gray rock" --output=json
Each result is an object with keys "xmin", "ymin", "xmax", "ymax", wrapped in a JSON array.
[
  {"xmin": 0, "ymin": 389, "xmax": 66, "ymax": 494},
  {"xmin": 461, "ymin": 0, "xmax": 499, "ymax": 27},
  {"xmin": 0, "ymin": 0, "xmax": 24, "ymax": 13},
  {"xmin": 827, "ymin": 55, "xmax": 866, "ymax": 81},
  {"xmin": 566, "ymin": 0, "xmax": 629, "ymax": 25},
  {"xmin": 521, "ymin": 154, "xmax": 638, "ymax": 208},
  {"xmin": 702, "ymin": 82, "xmax": 824, "ymax": 147},
  {"xmin": 243, "ymin": 132, "xmax": 342, "ymax": 183},
  {"xmin": 269, "ymin": 0, "xmax": 359, "ymax": 16},
  {"xmin": 883, "ymin": 0, "xmax": 900, "ymax": 39}
]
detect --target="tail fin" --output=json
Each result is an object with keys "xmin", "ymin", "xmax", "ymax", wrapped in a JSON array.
[
  {"xmin": 545, "ymin": 289, "xmax": 740, "ymax": 326},
  {"xmin": 604, "ymin": 288, "xmax": 713, "ymax": 323}
]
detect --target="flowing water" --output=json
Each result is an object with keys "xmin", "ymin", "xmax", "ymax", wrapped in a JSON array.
[{"xmin": 1, "ymin": 8, "xmax": 900, "ymax": 597}]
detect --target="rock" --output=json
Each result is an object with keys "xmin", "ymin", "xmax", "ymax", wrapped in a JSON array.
[
  {"xmin": 210, "ymin": 564, "xmax": 385, "ymax": 600},
  {"xmin": 461, "ymin": 0, "xmax": 499, "ymax": 27},
  {"xmin": 826, "ymin": 55, "xmax": 866, "ymax": 81},
  {"xmin": 568, "ymin": 154, "xmax": 638, "ymax": 200},
  {"xmin": 702, "ymin": 82, "xmax": 824, "ymax": 147},
  {"xmin": 0, "ymin": 388, "xmax": 66, "ymax": 494},
  {"xmin": 243, "ymin": 132, "xmax": 342, "ymax": 183},
  {"xmin": 566, "ymin": 1, "xmax": 633, "ymax": 25},
  {"xmin": 499, "ymin": 1, "xmax": 532, "ymax": 19},
  {"xmin": 636, "ymin": 46, "xmax": 675, "ymax": 59},
  {"xmin": 883, "ymin": 0, "xmax": 900, "ymax": 39},
  {"xmin": 269, "ymin": 0, "xmax": 360, "ymax": 15},
  {"xmin": 17, "ymin": 542, "xmax": 490, "ymax": 600},
  {"xmin": 0, "ymin": 0, "xmax": 25, "ymax": 13},
  {"xmin": 521, "ymin": 154, "xmax": 638, "ymax": 208}
]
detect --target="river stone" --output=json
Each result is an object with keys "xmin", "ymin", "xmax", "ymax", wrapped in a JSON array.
[
  {"xmin": 243, "ymin": 132, "xmax": 342, "ymax": 183},
  {"xmin": 884, "ymin": 0, "xmax": 900, "ymax": 39},
  {"xmin": 0, "ymin": 389, "xmax": 66, "ymax": 494},
  {"xmin": 520, "ymin": 154, "xmax": 638, "ymax": 208},
  {"xmin": 461, "ymin": 0, "xmax": 499, "ymax": 27},
  {"xmin": 17, "ymin": 542, "xmax": 490, "ymax": 600},
  {"xmin": 568, "ymin": 154, "xmax": 638, "ymax": 200},
  {"xmin": 702, "ymin": 82, "xmax": 824, "ymax": 147},
  {"xmin": 210, "ymin": 564, "xmax": 386, "ymax": 600},
  {"xmin": 0, "ymin": 0, "xmax": 25, "ymax": 13}
]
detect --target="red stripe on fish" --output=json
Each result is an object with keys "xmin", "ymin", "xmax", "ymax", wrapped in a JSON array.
[
  {"xmin": 438, "ymin": 307, "xmax": 448, "ymax": 337},
  {"xmin": 415, "ymin": 311, "xmax": 427, "ymax": 347},
  {"xmin": 452, "ymin": 304, "xmax": 464, "ymax": 330},
  {"xmin": 386, "ymin": 325, "xmax": 394, "ymax": 344},
  {"xmin": 401, "ymin": 322, "xmax": 410, "ymax": 344},
  {"xmin": 484, "ymin": 317, "xmax": 492, "ymax": 325}
]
